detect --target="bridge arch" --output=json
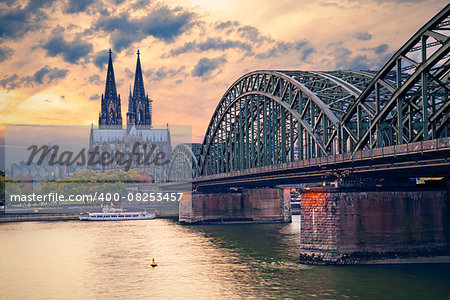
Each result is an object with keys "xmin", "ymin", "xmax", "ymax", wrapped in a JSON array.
[
  {"xmin": 166, "ymin": 143, "xmax": 201, "ymax": 181},
  {"xmin": 198, "ymin": 70, "xmax": 376, "ymax": 176},
  {"xmin": 342, "ymin": 4, "xmax": 450, "ymax": 152},
  {"xmin": 197, "ymin": 4, "xmax": 450, "ymax": 177}
]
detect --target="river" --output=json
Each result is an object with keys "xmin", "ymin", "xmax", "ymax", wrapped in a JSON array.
[{"xmin": 0, "ymin": 216, "xmax": 449, "ymax": 299}]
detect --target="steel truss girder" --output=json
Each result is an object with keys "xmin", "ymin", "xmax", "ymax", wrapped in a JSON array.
[
  {"xmin": 198, "ymin": 70, "xmax": 375, "ymax": 176},
  {"xmin": 344, "ymin": 4, "xmax": 450, "ymax": 152},
  {"xmin": 166, "ymin": 143, "xmax": 200, "ymax": 181},
  {"xmin": 194, "ymin": 4, "xmax": 450, "ymax": 177}
]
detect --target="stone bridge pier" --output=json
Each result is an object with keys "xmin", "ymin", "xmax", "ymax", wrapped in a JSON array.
[
  {"xmin": 179, "ymin": 188, "xmax": 291, "ymax": 224},
  {"xmin": 299, "ymin": 184, "xmax": 450, "ymax": 264}
]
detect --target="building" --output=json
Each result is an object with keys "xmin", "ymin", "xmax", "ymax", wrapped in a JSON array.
[
  {"xmin": 89, "ymin": 50, "xmax": 171, "ymax": 181},
  {"xmin": 126, "ymin": 50, "xmax": 152, "ymax": 127},
  {"xmin": 8, "ymin": 145, "xmax": 84, "ymax": 188}
]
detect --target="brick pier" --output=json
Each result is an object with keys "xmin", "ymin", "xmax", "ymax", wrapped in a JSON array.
[
  {"xmin": 299, "ymin": 186, "xmax": 450, "ymax": 264},
  {"xmin": 179, "ymin": 188, "xmax": 291, "ymax": 224}
]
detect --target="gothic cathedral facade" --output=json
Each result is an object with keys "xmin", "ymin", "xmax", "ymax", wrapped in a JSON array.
[
  {"xmin": 89, "ymin": 49, "xmax": 171, "ymax": 181},
  {"xmin": 98, "ymin": 49, "xmax": 152, "ymax": 129}
]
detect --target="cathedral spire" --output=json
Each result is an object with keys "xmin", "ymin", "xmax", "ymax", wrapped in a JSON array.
[
  {"xmin": 133, "ymin": 49, "xmax": 145, "ymax": 105},
  {"xmin": 127, "ymin": 49, "xmax": 151, "ymax": 128},
  {"xmin": 98, "ymin": 49, "xmax": 122, "ymax": 128},
  {"xmin": 104, "ymin": 48, "xmax": 117, "ymax": 102},
  {"xmin": 127, "ymin": 84, "xmax": 133, "ymax": 115}
]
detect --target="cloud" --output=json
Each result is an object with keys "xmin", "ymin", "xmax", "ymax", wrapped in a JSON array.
[
  {"xmin": 169, "ymin": 37, "xmax": 252, "ymax": 56},
  {"xmin": 124, "ymin": 67, "xmax": 134, "ymax": 80},
  {"xmin": 144, "ymin": 66, "xmax": 187, "ymax": 81},
  {"xmin": 295, "ymin": 40, "xmax": 308, "ymax": 50},
  {"xmin": 0, "ymin": 74, "xmax": 20, "ymax": 90},
  {"xmin": 88, "ymin": 74, "xmax": 103, "ymax": 85},
  {"xmin": 213, "ymin": 22, "xmax": 271, "ymax": 45},
  {"xmin": 300, "ymin": 47, "xmax": 315, "ymax": 61},
  {"xmin": 214, "ymin": 20, "xmax": 240, "ymax": 30},
  {"xmin": 237, "ymin": 25, "xmax": 269, "ymax": 44},
  {"xmin": 353, "ymin": 32, "xmax": 372, "ymax": 41},
  {"xmin": 254, "ymin": 39, "xmax": 315, "ymax": 61},
  {"xmin": 94, "ymin": 6, "xmax": 197, "ymax": 51},
  {"xmin": 327, "ymin": 40, "xmax": 394, "ymax": 71},
  {"xmin": 191, "ymin": 56, "xmax": 227, "ymax": 79},
  {"xmin": 0, "ymin": 45, "xmax": 13, "ymax": 62},
  {"xmin": 344, "ymin": 55, "xmax": 371, "ymax": 70},
  {"xmin": 32, "ymin": 66, "xmax": 67, "ymax": 84},
  {"xmin": 319, "ymin": 1, "xmax": 345, "ymax": 8},
  {"xmin": 0, "ymin": 9, "xmax": 28, "ymax": 39},
  {"xmin": 0, "ymin": 66, "xmax": 69, "ymax": 90},
  {"xmin": 131, "ymin": 0, "xmax": 151, "ymax": 9},
  {"xmin": 92, "ymin": 50, "xmax": 110, "ymax": 69},
  {"xmin": 24, "ymin": 65, "xmax": 69, "ymax": 85},
  {"xmin": 367, "ymin": 43, "xmax": 389, "ymax": 54},
  {"xmin": 89, "ymin": 94, "xmax": 100, "ymax": 100},
  {"xmin": 373, "ymin": 44, "xmax": 389, "ymax": 54},
  {"xmin": 256, "ymin": 41, "xmax": 292, "ymax": 59},
  {"xmin": 66, "ymin": 0, "xmax": 97, "ymax": 13},
  {"xmin": 295, "ymin": 40, "xmax": 315, "ymax": 62},
  {"xmin": 0, "ymin": 0, "xmax": 56, "ymax": 39},
  {"xmin": 42, "ymin": 30, "xmax": 93, "ymax": 63},
  {"xmin": 330, "ymin": 45, "xmax": 370, "ymax": 70},
  {"xmin": 138, "ymin": 7, "xmax": 196, "ymax": 40}
]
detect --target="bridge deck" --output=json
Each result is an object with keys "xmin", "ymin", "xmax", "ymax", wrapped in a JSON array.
[{"xmin": 193, "ymin": 138, "xmax": 450, "ymax": 187}]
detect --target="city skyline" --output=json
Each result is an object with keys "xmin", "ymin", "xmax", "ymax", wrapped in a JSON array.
[
  {"xmin": 0, "ymin": 4, "xmax": 450, "ymax": 294},
  {"xmin": 0, "ymin": 0, "xmax": 448, "ymax": 142}
]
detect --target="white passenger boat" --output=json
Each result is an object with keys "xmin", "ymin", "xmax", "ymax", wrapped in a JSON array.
[{"xmin": 79, "ymin": 204, "xmax": 155, "ymax": 221}]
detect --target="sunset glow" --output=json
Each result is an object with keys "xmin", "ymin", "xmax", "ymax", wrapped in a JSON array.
[{"xmin": 0, "ymin": 0, "xmax": 447, "ymax": 141}]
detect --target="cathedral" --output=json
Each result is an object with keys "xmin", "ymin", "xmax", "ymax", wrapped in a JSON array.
[
  {"xmin": 89, "ymin": 49, "xmax": 171, "ymax": 181},
  {"xmin": 98, "ymin": 49, "xmax": 152, "ymax": 128}
]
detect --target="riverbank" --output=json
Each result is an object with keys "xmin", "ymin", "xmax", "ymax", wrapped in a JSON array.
[
  {"xmin": 366, "ymin": 256, "xmax": 450, "ymax": 264},
  {"xmin": 0, "ymin": 213, "xmax": 79, "ymax": 222},
  {"xmin": 0, "ymin": 212, "xmax": 178, "ymax": 223}
]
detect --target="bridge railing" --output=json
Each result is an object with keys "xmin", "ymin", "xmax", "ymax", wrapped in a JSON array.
[{"xmin": 194, "ymin": 137, "xmax": 450, "ymax": 182}]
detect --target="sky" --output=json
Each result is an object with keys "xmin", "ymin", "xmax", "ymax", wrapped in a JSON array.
[{"xmin": 0, "ymin": 0, "xmax": 448, "ymax": 142}]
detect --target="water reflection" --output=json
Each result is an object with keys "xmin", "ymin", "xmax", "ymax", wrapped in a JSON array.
[{"xmin": 0, "ymin": 216, "xmax": 449, "ymax": 299}]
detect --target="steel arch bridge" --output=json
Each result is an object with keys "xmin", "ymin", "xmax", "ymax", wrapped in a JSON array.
[
  {"xmin": 167, "ymin": 143, "xmax": 201, "ymax": 181},
  {"xmin": 173, "ymin": 5, "xmax": 450, "ymax": 179}
]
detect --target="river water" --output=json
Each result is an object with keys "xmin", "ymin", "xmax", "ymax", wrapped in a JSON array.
[{"xmin": 0, "ymin": 216, "xmax": 449, "ymax": 299}]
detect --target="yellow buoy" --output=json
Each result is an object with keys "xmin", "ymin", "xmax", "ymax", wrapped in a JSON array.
[{"xmin": 151, "ymin": 258, "xmax": 157, "ymax": 267}]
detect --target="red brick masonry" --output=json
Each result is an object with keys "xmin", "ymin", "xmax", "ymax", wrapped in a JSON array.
[
  {"xmin": 300, "ymin": 187, "xmax": 450, "ymax": 264},
  {"xmin": 179, "ymin": 188, "xmax": 291, "ymax": 224}
]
